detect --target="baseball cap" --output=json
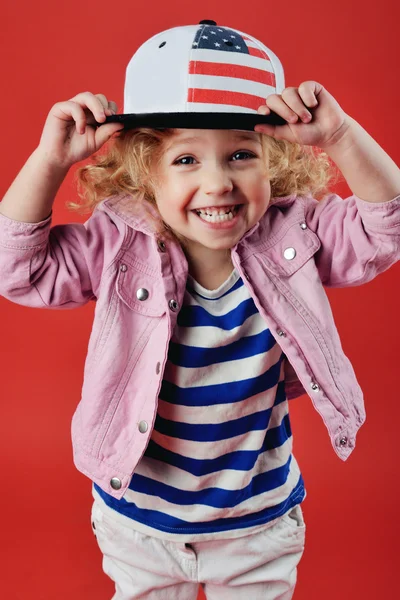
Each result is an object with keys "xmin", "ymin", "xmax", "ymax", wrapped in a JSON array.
[{"xmin": 104, "ymin": 19, "xmax": 286, "ymax": 131}]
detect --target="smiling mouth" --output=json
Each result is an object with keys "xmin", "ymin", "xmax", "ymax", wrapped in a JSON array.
[{"xmin": 194, "ymin": 205, "xmax": 241, "ymax": 223}]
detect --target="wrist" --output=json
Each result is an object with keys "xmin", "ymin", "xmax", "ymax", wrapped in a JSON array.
[
  {"xmin": 0, "ymin": 148, "xmax": 69, "ymax": 224},
  {"xmin": 319, "ymin": 115, "xmax": 357, "ymax": 155},
  {"xmin": 33, "ymin": 146, "xmax": 72, "ymax": 176}
]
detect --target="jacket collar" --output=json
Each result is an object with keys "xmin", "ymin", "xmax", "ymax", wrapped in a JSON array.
[{"xmin": 102, "ymin": 194, "xmax": 161, "ymax": 236}]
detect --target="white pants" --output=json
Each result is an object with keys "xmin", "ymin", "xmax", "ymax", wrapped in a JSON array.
[{"xmin": 91, "ymin": 501, "xmax": 306, "ymax": 600}]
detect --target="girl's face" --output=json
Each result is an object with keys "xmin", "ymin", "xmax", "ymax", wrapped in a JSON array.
[{"xmin": 152, "ymin": 129, "xmax": 271, "ymax": 260}]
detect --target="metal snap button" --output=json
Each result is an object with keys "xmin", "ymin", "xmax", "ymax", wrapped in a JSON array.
[
  {"xmin": 120, "ymin": 264, "xmax": 128, "ymax": 272},
  {"xmin": 110, "ymin": 477, "xmax": 122, "ymax": 490},
  {"xmin": 339, "ymin": 436, "xmax": 348, "ymax": 447},
  {"xmin": 311, "ymin": 382, "xmax": 320, "ymax": 392},
  {"xmin": 157, "ymin": 240, "xmax": 166, "ymax": 252},
  {"xmin": 136, "ymin": 288, "xmax": 149, "ymax": 301},
  {"xmin": 283, "ymin": 247, "xmax": 296, "ymax": 260},
  {"xmin": 138, "ymin": 420, "xmax": 148, "ymax": 433},
  {"xmin": 300, "ymin": 222, "xmax": 307, "ymax": 230},
  {"xmin": 169, "ymin": 299, "xmax": 179, "ymax": 312},
  {"xmin": 277, "ymin": 330, "xmax": 286, "ymax": 337}
]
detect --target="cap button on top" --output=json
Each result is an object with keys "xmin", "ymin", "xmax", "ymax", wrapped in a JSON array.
[{"xmin": 199, "ymin": 19, "xmax": 217, "ymax": 25}]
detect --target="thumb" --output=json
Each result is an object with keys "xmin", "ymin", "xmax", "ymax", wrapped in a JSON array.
[{"xmin": 95, "ymin": 123, "xmax": 124, "ymax": 148}]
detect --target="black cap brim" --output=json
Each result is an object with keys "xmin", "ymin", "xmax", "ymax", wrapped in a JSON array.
[{"xmin": 101, "ymin": 111, "xmax": 286, "ymax": 131}]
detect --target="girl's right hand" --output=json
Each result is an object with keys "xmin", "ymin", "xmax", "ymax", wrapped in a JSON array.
[{"xmin": 37, "ymin": 92, "xmax": 125, "ymax": 170}]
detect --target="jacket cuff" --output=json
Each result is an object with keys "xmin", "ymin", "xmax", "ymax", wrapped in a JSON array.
[
  {"xmin": 354, "ymin": 193, "xmax": 400, "ymax": 232},
  {"xmin": 0, "ymin": 211, "xmax": 52, "ymax": 249}
]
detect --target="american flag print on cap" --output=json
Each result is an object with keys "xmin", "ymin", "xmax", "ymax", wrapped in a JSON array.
[
  {"xmin": 188, "ymin": 25, "xmax": 279, "ymax": 114},
  {"xmin": 107, "ymin": 21, "xmax": 286, "ymax": 130}
]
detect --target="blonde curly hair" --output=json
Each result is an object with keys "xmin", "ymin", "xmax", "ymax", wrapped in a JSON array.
[{"xmin": 68, "ymin": 128, "xmax": 339, "ymax": 230}]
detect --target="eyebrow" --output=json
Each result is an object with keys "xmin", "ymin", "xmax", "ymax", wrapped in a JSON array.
[{"xmin": 165, "ymin": 133, "xmax": 261, "ymax": 151}]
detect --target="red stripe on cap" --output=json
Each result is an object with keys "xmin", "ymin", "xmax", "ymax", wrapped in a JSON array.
[
  {"xmin": 248, "ymin": 46, "xmax": 269, "ymax": 60},
  {"xmin": 187, "ymin": 88, "xmax": 265, "ymax": 110},
  {"xmin": 242, "ymin": 35, "xmax": 271, "ymax": 60},
  {"xmin": 189, "ymin": 61, "xmax": 276, "ymax": 86}
]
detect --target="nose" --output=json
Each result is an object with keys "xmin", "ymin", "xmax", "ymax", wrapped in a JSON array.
[{"xmin": 203, "ymin": 164, "xmax": 233, "ymax": 196}]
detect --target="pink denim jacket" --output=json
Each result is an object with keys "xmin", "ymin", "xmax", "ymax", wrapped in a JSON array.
[{"xmin": 0, "ymin": 191, "xmax": 399, "ymax": 499}]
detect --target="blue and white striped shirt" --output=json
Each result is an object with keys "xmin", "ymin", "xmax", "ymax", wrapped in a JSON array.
[{"xmin": 94, "ymin": 269, "xmax": 305, "ymax": 541}]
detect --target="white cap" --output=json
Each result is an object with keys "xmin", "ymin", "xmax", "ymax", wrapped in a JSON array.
[{"xmin": 108, "ymin": 20, "xmax": 286, "ymax": 130}]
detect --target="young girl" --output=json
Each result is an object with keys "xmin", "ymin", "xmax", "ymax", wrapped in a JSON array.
[{"xmin": 0, "ymin": 20, "xmax": 399, "ymax": 600}]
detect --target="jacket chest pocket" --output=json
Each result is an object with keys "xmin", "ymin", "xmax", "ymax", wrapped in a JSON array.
[
  {"xmin": 85, "ymin": 260, "xmax": 166, "ymax": 375},
  {"xmin": 116, "ymin": 259, "xmax": 166, "ymax": 317},
  {"xmin": 258, "ymin": 221, "xmax": 321, "ymax": 277}
]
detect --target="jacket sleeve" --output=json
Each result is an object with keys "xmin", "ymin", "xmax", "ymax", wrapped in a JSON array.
[
  {"xmin": 303, "ymin": 193, "xmax": 400, "ymax": 287},
  {"xmin": 0, "ymin": 205, "xmax": 125, "ymax": 309}
]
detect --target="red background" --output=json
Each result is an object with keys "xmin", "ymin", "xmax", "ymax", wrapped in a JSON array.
[{"xmin": 1, "ymin": 1, "xmax": 399, "ymax": 598}]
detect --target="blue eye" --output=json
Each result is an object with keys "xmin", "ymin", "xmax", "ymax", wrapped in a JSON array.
[
  {"xmin": 232, "ymin": 151, "xmax": 254, "ymax": 161},
  {"xmin": 174, "ymin": 156, "xmax": 195, "ymax": 165}
]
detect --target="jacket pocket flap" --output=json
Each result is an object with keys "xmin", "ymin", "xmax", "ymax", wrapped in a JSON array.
[
  {"xmin": 259, "ymin": 222, "xmax": 321, "ymax": 276},
  {"xmin": 116, "ymin": 260, "xmax": 166, "ymax": 317}
]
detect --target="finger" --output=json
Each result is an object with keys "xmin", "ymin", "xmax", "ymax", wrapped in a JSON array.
[
  {"xmin": 68, "ymin": 92, "xmax": 108, "ymax": 125},
  {"xmin": 103, "ymin": 101, "xmax": 118, "ymax": 117},
  {"xmin": 254, "ymin": 104, "xmax": 275, "ymax": 135},
  {"xmin": 94, "ymin": 93, "xmax": 109, "ymax": 109},
  {"xmin": 95, "ymin": 123, "xmax": 124, "ymax": 147},
  {"xmin": 298, "ymin": 81, "xmax": 322, "ymax": 108},
  {"xmin": 265, "ymin": 92, "xmax": 301, "ymax": 124},
  {"xmin": 281, "ymin": 88, "xmax": 313, "ymax": 123},
  {"xmin": 55, "ymin": 101, "xmax": 89, "ymax": 134},
  {"xmin": 254, "ymin": 123, "xmax": 276, "ymax": 136},
  {"xmin": 95, "ymin": 95, "xmax": 119, "ymax": 116},
  {"xmin": 94, "ymin": 94, "xmax": 116, "ymax": 116},
  {"xmin": 257, "ymin": 104, "xmax": 271, "ymax": 116}
]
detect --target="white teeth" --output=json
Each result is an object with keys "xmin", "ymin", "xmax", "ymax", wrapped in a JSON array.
[
  {"xmin": 198, "ymin": 212, "xmax": 234, "ymax": 223},
  {"xmin": 195, "ymin": 205, "xmax": 239, "ymax": 223}
]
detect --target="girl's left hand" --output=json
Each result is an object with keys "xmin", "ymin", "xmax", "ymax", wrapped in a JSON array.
[{"xmin": 254, "ymin": 81, "xmax": 351, "ymax": 149}]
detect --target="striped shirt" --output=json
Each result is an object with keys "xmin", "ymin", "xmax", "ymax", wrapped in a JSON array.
[{"xmin": 93, "ymin": 269, "xmax": 305, "ymax": 541}]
